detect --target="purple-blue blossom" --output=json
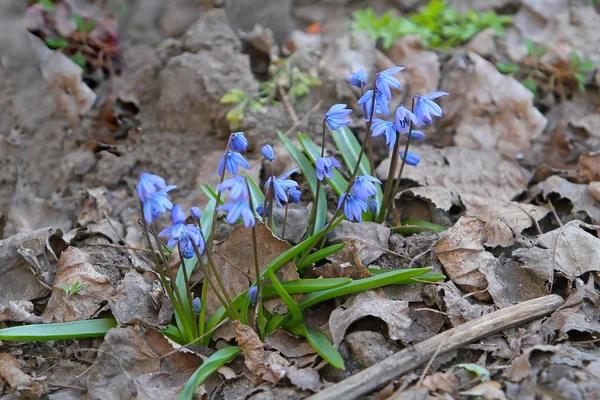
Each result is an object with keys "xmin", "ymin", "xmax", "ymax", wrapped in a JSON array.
[
  {"xmin": 324, "ymin": 104, "xmax": 352, "ymax": 131},
  {"xmin": 404, "ymin": 130, "xmax": 425, "ymax": 141},
  {"xmin": 159, "ymin": 205, "xmax": 204, "ymax": 256},
  {"xmin": 256, "ymin": 203, "xmax": 269, "ymax": 217},
  {"xmin": 266, "ymin": 168, "xmax": 299, "ymax": 206},
  {"xmin": 358, "ymin": 89, "xmax": 390, "ymax": 119},
  {"xmin": 262, "ymin": 144, "xmax": 275, "ymax": 162},
  {"xmin": 288, "ymin": 187, "xmax": 301, "ymax": 203},
  {"xmin": 316, "ymin": 157, "xmax": 340, "ymax": 181},
  {"xmin": 414, "ymin": 91, "xmax": 448, "ymax": 125},
  {"xmin": 371, "ymin": 118, "xmax": 396, "ymax": 150},
  {"xmin": 368, "ymin": 198, "xmax": 378, "ymax": 216},
  {"xmin": 190, "ymin": 206, "xmax": 202, "ymax": 219},
  {"xmin": 249, "ymin": 286, "xmax": 258, "ymax": 304},
  {"xmin": 218, "ymin": 176, "xmax": 249, "ymax": 201},
  {"xmin": 394, "ymin": 105, "xmax": 420, "ymax": 132},
  {"xmin": 218, "ymin": 150, "xmax": 250, "ymax": 175},
  {"xmin": 400, "ymin": 151, "xmax": 421, "ymax": 166},
  {"xmin": 230, "ymin": 132, "xmax": 248, "ymax": 151},
  {"xmin": 136, "ymin": 173, "xmax": 176, "ymax": 224},
  {"xmin": 338, "ymin": 193, "xmax": 367, "ymax": 222},
  {"xmin": 218, "ymin": 200, "xmax": 255, "ymax": 227},
  {"xmin": 352, "ymin": 176, "xmax": 381, "ymax": 202},
  {"xmin": 192, "ymin": 297, "xmax": 202, "ymax": 313},
  {"xmin": 375, "ymin": 67, "xmax": 404, "ymax": 99},
  {"xmin": 349, "ymin": 68, "xmax": 368, "ymax": 88}
]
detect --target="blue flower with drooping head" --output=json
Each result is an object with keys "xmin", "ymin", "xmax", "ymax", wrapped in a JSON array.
[
  {"xmin": 375, "ymin": 67, "xmax": 404, "ymax": 99},
  {"xmin": 316, "ymin": 157, "xmax": 340, "ymax": 181},
  {"xmin": 249, "ymin": 286, "xmax": 258, "ymax": 304},
  {"xmin": 190, "ymin": 206, "xmax": 202, "ymax": 219},
  {"xmin": 262, "ymin": 144, "xmax": 275, "ymax": 162},
  {"xmin": 324, "ymin": 104, "xmax": 352, "ymax": 131},
  {"xmin": 136, "ymin": 173, "xmax": 177, "ymax": 224},
  {"xmin": 394, "ymin": 105, "xmax": 420, "ymax": 132},
  {"xmin": 256, "ymin": 203, "xmax": 270, "ymax": 217},
  {"xmin": 368, "ymin": 198, "xmax": 378, "ymax": 216},
  {"xmin": 288, "ymin": 187, "xmax": 301, "ymax": 203},
  {"xmin": 414, "ymin": 91, "xmax": 449, "ymax": 125},
  {"xmin": 218, "ymin": 175, "xmax": 249, "ymax": 201},
  {"xmin": 349, "ymin": 68, "xmax": 368, "ymax": 88},
  {"xmin": 352, "ymin": 176, "xmax": 381, "ymax": 202},
  {"xmin": 180, "ymin": 224, "xmax": 204, "ymax": 257},
  {"xmin": 266, "ymin": 168, "xmax": 299, "ymax": 206},
  {"xmin": 358, "ymin": 89, "xmax": 390, "ymax": 119},
  {"xmin": 371, "ymin": 118, "xmax": 396, "ymax": 149},
  {"xmin": 338, "ymin": 193, "xmax": 367, "ymax": 222},
  {"xmin": 159, "ymin": 205, "xmax": 205, "ymax": 257},
  {"xmin": 192, "ymin": 297, "xmax": 202, "ymax": 313},
  {"xmin": 400, "ymin": 151, "xmax": 421, "ymax": 166},
  {"xmin": 218, "ymin": 150, "xmax": 250, "ymax": 176},
  {"xmin": 404, "ymin": 130, "xmax": 425, "ymax": 141},
  {"xmin": 218, "ymin": 200, "xmax": 255, "ymax": 227},
  {"xmin": 230, "ymin": 132, "xmax": 248, "ymax": 152}
]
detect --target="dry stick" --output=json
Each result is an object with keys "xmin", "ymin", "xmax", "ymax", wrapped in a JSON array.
[
  {"xmin": 547, "ymin": 198, "xmax": 563, "ymax": 227},
  {"xmin": 306, "ymin": 294, "xmax": 564, "ymax": 400},
  {"xmin": 278, "ymin": 85, "xmax": 298, "ymax": 123},
  {"xmin": 283, "ymin": 99, "xmax": 324, "ymax": 136}
]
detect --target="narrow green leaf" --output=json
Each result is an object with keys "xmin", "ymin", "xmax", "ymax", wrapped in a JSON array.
[
  {"xmin": 454, "ymin": 363, "xmax": 490, "ymax": 381},
  {"xmin": 177, "ymin": 346, "xmax": 241, "ymax": 400},
  {"xmin": 163, "ymin": 324, "xmax": 184, "ymax": 343},
  {"xmin": 278, "ymin": 131, "xmax": 327, "ymax": 232},
  {"xmin": 287, "ymin": 325, "xmax": 345, "ymax": 370},
  {"xmin": 393, "ymin": 220, "xmax": 447, "ymax": 235},
  {"xmin": 298, "ymin": 243, "xmax": 347, "ymax": 270},
  {"xmin": 266, "ymin": 269, "xmax": 303, "ymax": 325},
  {"xmin": 578, "ymin": 60, "xmax": 595, "ymax": 72},
  {"xmin": 571, "ymin": 50, "xmax": 581, "ymax": 68},
  {"xmin": 297, "ymin": 133, "xmax": 348, "ymax": 195},
  {"xmin": 0, "ymin": 319, "xmax": 117, "ymax": 341},
  {"xmin": 496, "ymin": 62, "xmax": 520, "ymax": 74},
  {"xmin": 261, "ymin": 278, "xmax": 352, "ymax": 297},
  {"xmin": 45, "ymin": 37, "xmax": 69, "ymax": 49},
  {"xmin": 524, "ymin": 38, "xmax": 536, "ymax": 57}
]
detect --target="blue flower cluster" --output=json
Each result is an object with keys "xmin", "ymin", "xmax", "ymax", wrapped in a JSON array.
[
  {"xmin": 158, "ymin": 205, "xmax": 205, "ymax": 258},
  {"xmin": 136, "ymin": 173, "xmax": 177, "ymax": 224}
]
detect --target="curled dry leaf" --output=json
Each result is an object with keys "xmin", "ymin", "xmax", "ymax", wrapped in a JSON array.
[
  {"xmin": 460, "ymin": 381, "xmax": 507, "ymax": 400},
  {"xmin": 577, "ymin": 152, "xmax": 600, "ymax": 183},
  {"xmin": 0, "ymin": 300, "xmax": 44, "ymax": 324},
  {"xmin": 328, "ymin": 221, "xmax": 391, "ymax": 267},
  {"xmin": 265, "ymin": 329, "xmax": 316, "ymax": 358},
  {"xmin": 309, "ymin": 240, "xmax": 373, "ymax": 280},
  {"xmin": 328, "ymin": 290, "xmax": 412, "ymax": 348},
  {"xmin": 0, "ymin": 353, "xmax": 48, "ymax": 400},
  {"xmin": 433, "ymin": 282, "xmax": 495, "ymax": 327},
  {"xmin": 377, "ymin": 146, "xmax": 528, "ymax": 202}
]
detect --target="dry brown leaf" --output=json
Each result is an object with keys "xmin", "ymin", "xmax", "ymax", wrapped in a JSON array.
[
  {"xmin": 0, "ymin": 300, "xmax": 43, "ymax": 323},
  {"xmin": 434, "ymin": 216, "xmax": 494, "ymax": 297},
  {"xmin": 309, "ymin": 239, "xmax": 374, "ymax": 280},
  {"xmin": 265, "ymin": 328, "xmax": 316, "ymax": 358},
  {"xmin": 398, "ymin": 186, "xmax": 460, "ymax": 213},
  {"xmin": 0, "ymin": 353, "xmax": 48, "ymax": 400},
  {"xmin": 434, "ymin": 282, "xmax": 495, "ymax": 327},
  {"xmin": 328, "ymin": 221, "xmax": 391, "ymax": 267},
  {"xmin": 202, "ymin": 222, "xmax": 299, "ymax": 315},
  {"xmin": 531, "ymin": 175, "xmax": 600, "ymax": 224},
  {"xmin": 377, "ymin": 146, "xmax": 528, "ymax": 202},
  {"xmin": 234, "ymin": 320, "xmax": 269, "ymax": 379},
  {"xmin": 461, "ymin": 194, "xmax": 550, "ymax": 247},
  {"xmin": 328, "ymin": 290, "xmax": 412, "ymax": 347},
  {"xmin": 577, "ymin": 152, "xmax": 600, "ymax": 183},
  {"xmin": 387, "ymin": 35, "xmax": 441, "ymax": 95},
  {"xmin": 286, "ymin": 367, "xmax": 322, "ymax": 393},
  {"xmin": 460, "ymin": 381, "xmax": 507, "ymax": 399}
]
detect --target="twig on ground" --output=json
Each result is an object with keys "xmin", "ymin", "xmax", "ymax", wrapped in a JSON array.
[
  {"xmin": 283, "ymin": 100, "xmax": 323, "ymax": 136},
  {"xmin": 278, "ymin": 85, "xmax": 298, "ymax": 123}
]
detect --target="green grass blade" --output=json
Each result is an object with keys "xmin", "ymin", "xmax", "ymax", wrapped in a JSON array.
[
  {"xmin": 297, "ymin": 133, "xmax": 348, "ymax": 195},
  {"xmin": 262, "ymin": 278, "xmax": 352, "ymax": 297},
  {"xmin": 298, "ymin": 243, "xmax": 346, "ymax": 270},
  {"xmin": 163, "ymin": 324, "xmax": 185, "ymax": 343},
  {"xmin": 177, "ymin": 346, "xmax": 241, "ymax": 400},
  {"xmin": 278, "ymin": 131, "xmax": 327, "ymax": 232},
  {"xmin": 393, "ymin": 220, "xmax": 447, "ymax": 235},
  {"xmin": 0, "ymin": 319, "xmax": 117, "ymax": 341},
  {"xmin": 266, "ymin": 268, "xmax": 303, "ymax": 325},
  {"xmin": 287, "ymin": 325, "xmax": 345, "ymax": 370}
]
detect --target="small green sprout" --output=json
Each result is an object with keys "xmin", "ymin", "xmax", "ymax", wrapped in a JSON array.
[
  {"xmin": 570, "ymin": 51, "xmax": 595, "ymax": 92},
  {"xmin": 60, "ymin": 281, "xmax": 86, "ymax": 296},
  {"xmin": 73, "ymin": 14, "xmax": 97, "ymax": 34}
]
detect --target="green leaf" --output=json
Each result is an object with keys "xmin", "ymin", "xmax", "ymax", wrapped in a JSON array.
[
  {"xmin": 242, "ymin": 171, "xmax": 266, "ymax": 218},
  {"xmin": 297, "ymin": 243, "xmax": 347, "ymax": 270},
  {"xmin": 574, "ymin": 72, "xmax": 587, "ymax": 91},
  {"xmin": 177, "ymin": 346, "xmax": 241, "ymax": 400},
  {"xmin": 71, "ymin": 53, "xmax": 86, "ymax": 71},
  {"xmin": 266, "ymin": 268, "xmax": 303, "ymax": 325},
  {"xmin": 37, "ymin": 0, "xmax": 55, "ymax": 11},
  {"xmin": 297, "ymin": 133, "xmax": 348, "ymax": 195},
  {"xmin": 524, "ymin": 38, "xmax": 536, "ymax": 57},
  {"xmin": 0, "ymin": 319, "xmax": 117, "ymax": 341},
  {"xmin": 454, "ymin": 363, "xmax": 491, "ymax": 381},
  {"xmin": 278, "ymin": 131, "xmax": 327, "ymax": 232},
  {"xmin": 45, "ymin": 37, "xmax": 69, "ymax": 49},
  {"xmin": 220, "ymin": 89, "xmax": 246, "ymax": 104},
  {"xmin": 571, "ymin": 50, "xmax": 581, "ymax": 68},
  {"xmin": 578, "ymin": 60, "xmax": 595, "ymax": 72},
  {"xmin": 522, "ymin": 77, "xmax": 538, "ymax": 94},
  {"xmin": 163, "ymin": 324, "xmax": 185, "ymax": 343},
  {"xmin": 496, "ymin": 62, "xmax": 520, "ymax": 74},
  {"xmin": 261, "ymin": 278, "xmax": 352, "ymax": 297},
  {"xmin": 393, "ymin": 220, "xmax": 447, "ymax": 235},
  {"xmin": 73, "ymin": 14, "xmax": 96, "ymax": 33},
  {"xmin": 288, "ymin": 325, "xmax": 345, "ymax": 370}
]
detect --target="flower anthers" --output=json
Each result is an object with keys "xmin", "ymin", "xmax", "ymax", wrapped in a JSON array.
[{"xmin": 394, "ymin": 105, "xmax": 420, "ymax": 132}]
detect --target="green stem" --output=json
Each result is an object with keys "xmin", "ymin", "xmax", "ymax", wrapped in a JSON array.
[
  {"xmin": 377, "ymin": 131, "xmax": 401, "ymax": 223},
  {"xmin": 281, "ymin": 202, "xmax": 289, "ymax": 239},
  {"xmin": 177, "ymin": 244, "xmax": 198, "ymax": 338},
  {"xmin": 207, "ymin": 135, "xmax": 234, "ymax": 254}
]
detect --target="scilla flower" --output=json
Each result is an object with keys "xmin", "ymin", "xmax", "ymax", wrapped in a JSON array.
[
  {"xmin": 218, "ymin": 150, "xmax": 250, "ymax": 175},
  {"xmin": 324, "ymin": 104, "xmax": 352, "ymax": 131},
  {"xmin": 218, "ymin": 200, "xmax": 255, "ymax": 227},
  {"xmin": 262, "ymin": 144, "xmax": 275, "ymax": 162},
  {"xmin": 368, "ymin": 198, "xmax": 378, "ymax": 216},
  {"xmin": 371, "ymin": 118, "xmax": 396, "ymax": 149},
  {"xmin": 136, "ymin": 173, "xmax": 176, "ymax": 224},
  {"xmin": 190, "ymin": 207, "xmax": 202, "ymax": 219},
  {"xmin": 249, "ymin": 286, "xmax": 258, "ymax": 304},
  {"xmin": 414, "ymin": 91, "xmax": 449, "ymax": 125},
  {"xmin": 358, "ymin": 89, "xmax": 390, "ymax": 119},
  {"xmin": 288, "ymin": 187, "xmax": 301, "ymax": 203},
  {"xmin": 349, "ymin": 68, "xmax": 368, "ymax": 88},
  {"xmin": 230, "ymin": 132, "xmax": 248, "ymax": 151},
  {"xmin": 218, "ymin": 176, "xmax": 248, "ymax": 201},
  {"xmin": 375, "ymin": 67, "xmax": 404, "ymax": 99},
  {"xmin": 338, "ymin": 193, "xmax": 367, "ymax": 222},
  {"xmin": 256, "ymin": 203, "xmax": 270, "ymax": 217},
  {"xmin": 192, "ymin": 297, "xmax": 202, "ymax": 313},
  {"xmin": 394, "ymin": 105, "xmax": 420, "ymax": 132},
  {"xmin": 400, "ymin": 151, "xmax": 421, "ymax": 166},
  {"xmin": 404, "ymin": 130, "xmax": 425, "ymax": 141},
  {"xmin": 266, "ymin": 168, "xmax": 299, "ymax": 206},
  {"xmin": 316, "ymin": 157, "xmax": 340, "ymax": 181},
  {"xmin": 352, "ymin": 176, "xmax": 381, "ymax": 202},
  {"xmin": 159, "ymin": 205, "xmax": 204, "ymax": 257}
]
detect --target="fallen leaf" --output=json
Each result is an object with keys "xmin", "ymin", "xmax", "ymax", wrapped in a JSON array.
[
  {"xmin": 328, "ymin": 290, "xmax": 412, "ymax": 347},
  {"xmin": 460, "ymin": 381, "xmax": 507, "ymax": 399},
  {"xmin": 0, "ymin": 300, "xmax": 44, "ymax": 324},
  {"xmin": 0, "ymin": 353, "xmax": 48, "ymax": 399},
  {"xmin": 387, "ymin": 35, "xmax": 441, "ymax": 95},
  {"xmin": 265, "ymin": 329, "xmax": 316, "ymax": 358},
  {"xmin": 328, "ymin": 221, "xmax": 391, "ymax": 267},
  {"xmin": 433, "ymin": 282, "xmax": 495, "ymax": 327},
  {"xmin": 286, "ymin": 366, "xmax": 322, "ymax": 392},
  {"xmin": 309, "ymin": 240, "xmax": 373, "ymax": 280},
  {"xmin": 345, "ymin": 331, "xmax": 398, "ymax": 368},
  {"xmin": 377, "ymin": 146, "xmax": 528, "ymax": 202}
]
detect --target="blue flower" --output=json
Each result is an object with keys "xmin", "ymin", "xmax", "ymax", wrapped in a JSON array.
[
  {"xmin": 358, "ymin": 89, "xmax": 390, "ymax": 119},
  {"xmin": 338, "ymin": 193, "xmax": 367, "ymax": 222},
  {"xmin": 192, "ymin": 297, "xmax": 202, "ymax": 313},
  {"xmin": 400, "ymin": 151, "xmax": 420, "ymax": 166},
  {"xmin": 218, "ymin": 200, "xmax": 255, "ymax": 227},
  {"xmin": 404, "ymin": 130, "xmax": 425, "ymax": 141},
  {"xmin": 394, "ymin": 105, "xmax": 420, "ymax": 132},
  {"xmin": 316, "ymin": 157, "xmax": 340, "ymax": 181},
  {"xmin": 230, "ymin": 132, "xmax": 248, "ymax": 151},
  {"xmin": 159, "ymin": 205, "xmax": 205, "ymax": 256},
  {"xmin": 288, "ymin": 187, "xmax": 301, "ymax": 203},
  {"xmin": 368, "ymin": 198, "xmax": 378, "ymax": 216},
  {"xmin": 137, "ymin": 173, "xmax": 168, "ymax": 200},
  {"xmin": 249, "ymin": 286, "xmax": 258, "ymax": 304},
  {"xmin": 371, "ymin": 118, "xmax": 396, "ymax": 149},
  {"xmin": 375, "ymin": 67, "xmax": 404, "ymax": 99},
  {"xmin": 349, "ymin": 68, "xmax": 368, "ymax": 88},
  {"xmin": 262, "ymin": 144, "xmax": 275, "ymax": 162},
  {"xmin": 256, "ymin": 203, "xmax": 270, "ymax": 217},
  {"xmin": 414, "ymin": 91, "xmax": 448, "ymax": 125},
  {"xmin": 218, "ymin": 150, "xmax": 250, "ymax": 176},
  {"xmin": 180, "ymin": 225, "xmax": 204, "ymax": 257},
  {"xmin": 266, "ymin": 168, "xmax": 299, "ymax": 206},
  {"xmin": 218, "ymin": 176, "xmax": 249, "ymax": 201},
  {"xmin": 190, "ymin": 207, "xmax": 202, "ymax": 219},
  {"xmin": 324, "ymin": 104, "xmax": 352, "ymax": 131},
  {"xmin": 352, "ymin": 176, "xmax": 381, "ymax": 202},
  {"xmin": 136, "ymin": 173, "xmax": 177, "ymax": 224}
]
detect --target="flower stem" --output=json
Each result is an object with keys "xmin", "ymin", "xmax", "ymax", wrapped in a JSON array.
[
  {"xmin": 360, "ymin": 84, "xmax": 375, "ymax": 176},
  {"xmin": 281, "ymin": 202, "xmax": 289, "ymax": 239},
  {"xmin": 306, "ymin": 119, "xmax": 328, "ymax": 237},
  {"xmin": 177, "ymin": 244, "xmax": 198, "ymax": 338},
  {"xmin": 245, "ymin": 178, "xmax": 265, "ymax": 337},
  {"xmin": 207, "ymin": 135, "xmax": 233, "ymax": 253},
  {"xmin": 377, "ymin": 132, "xmax": 401, "ymax": 223}
]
